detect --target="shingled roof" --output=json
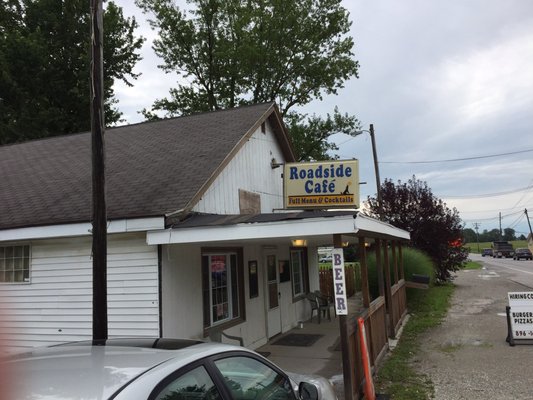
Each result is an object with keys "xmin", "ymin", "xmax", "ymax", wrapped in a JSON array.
[{"xmin": 0, "ymin": 102, "xmax": 295, "ymax": 230}]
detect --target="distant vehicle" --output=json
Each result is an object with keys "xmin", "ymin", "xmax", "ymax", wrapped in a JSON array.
[
  {"xmin": 492, "ymin": 241, "xmax": 514, "ymax": 258},
  {"xmin": 481, "ymin": 248, "xmax": 493, "ymax": 257},
  {"xmin": 319, "ymin": 256, "xmax": 332, "ymax": 263},
  {"xmin": 513, "ymin": 248, "xmax": 533, "ymax": 261},
  {"xmin": 4, "ymin": 338, "xmax": 336, "ymax": 400}
]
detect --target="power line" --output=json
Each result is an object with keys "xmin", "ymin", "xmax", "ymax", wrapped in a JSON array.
[
  {"xmin": 508, "ymin": 212, "xmax": 525, "ymax": 230},
  {"xmin": 462, "ymin": 209, "xmax": 524, "ymax": 222},
  {"xmin": 509, "ymin": 179, "xmax": 533, "ymax": 209},
  {"xmin": 381, "ymin": 148, "xmax": 533, "ymax": 164},
  {"xmin": 440, "ymin": 185, "xmax": 533, "ymax": 199},
  {"xmin": 458, "ymin": 203, "xmax": 533, "ymax": 214}
]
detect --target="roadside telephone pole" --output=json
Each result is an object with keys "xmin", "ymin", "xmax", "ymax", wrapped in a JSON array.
[
  {"xmin": 526, "ymin": 209, "xmax": 533, "ymax": 238},
  {"xmin": 499, "ymin": 212, "xmax": 502, "ymax": 240},
  {"xmin": 369, "ymin": 124, "xmax": 382, "ymax": 220},
  {"xmin": 473, "ymin": 222, "xmax": 481, "ymax": 253}
]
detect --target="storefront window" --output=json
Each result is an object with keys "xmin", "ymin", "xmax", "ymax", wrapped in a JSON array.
[
  {"xmin": 202, "ymin": 249, "xmax": 244, "ymax": 329},
  {"xmin": 290, "ymin": 248, "xmax": 308, "ymax": 298}
]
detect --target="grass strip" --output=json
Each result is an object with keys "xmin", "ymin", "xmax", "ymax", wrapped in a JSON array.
[{"xmin": 375, "ymin": 283, "xmax": 455, "ymax": 399}]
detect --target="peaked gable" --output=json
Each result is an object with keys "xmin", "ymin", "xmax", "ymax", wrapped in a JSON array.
[{"xmin": 1, "ymin": 103, "xmax": 295, "ymax": 230}]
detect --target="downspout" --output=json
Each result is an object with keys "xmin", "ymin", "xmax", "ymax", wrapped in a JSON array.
[{"xmin": 158, "ymin": 244, "xmax": 163, "ymax": 337}]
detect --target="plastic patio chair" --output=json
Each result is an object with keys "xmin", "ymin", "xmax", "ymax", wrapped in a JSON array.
[{"xmin": 307, "ymin": 292, "xmax": 331, "ymax": 323}]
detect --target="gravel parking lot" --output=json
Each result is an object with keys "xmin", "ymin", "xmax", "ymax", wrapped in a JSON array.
[{"xmin": 413, "ymin": 260, "xmax": 533, "ymax": 400}]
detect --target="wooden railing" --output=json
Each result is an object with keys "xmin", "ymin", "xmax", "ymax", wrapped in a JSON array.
[
  {"xmin": 390, "ymin": 279, "xmax": 407, "ymax": 335},
  {"xmin": 342, "ymin": 295, "xmax": 389, "ymax": 400},
  {"xmin": 319, "ymin": 263, "xmax": 361, "ymax": 299}
]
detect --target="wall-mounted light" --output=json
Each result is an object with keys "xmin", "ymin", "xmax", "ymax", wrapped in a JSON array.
[
  {"xmin": 271, "ymin": 158, "xmax": 284, "ymax": 169},
  {"xmin": 291, "ymin": 239, "xmax": 307, "ymax": 247},
  {"xmin": 342, "ymin": 241, "xmax": 350, "ymax": 247}
]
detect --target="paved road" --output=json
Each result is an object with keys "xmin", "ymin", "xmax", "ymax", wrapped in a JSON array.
[{"xmin": 413, "ymin": 254, "xmax": 533, "ymax": 400}]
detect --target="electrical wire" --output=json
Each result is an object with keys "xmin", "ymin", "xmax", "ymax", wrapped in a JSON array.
[
  {"xmin": 509, "ymin": 179, "xmax": 533, "ymax": 210},
  {"xmin": 508, "ymin": 213, "xmax": 525, "ymax": 230},
  {"xmin": 380, "ymin": 148, "xmax": 533, "ymax": 164},
  {"xmin": 440, "ymin": 185, "xmax": 533, "ymax": 199},
  {"xmin": 458, "ymin": 203, "xmax": 533, "ymax": 214}
]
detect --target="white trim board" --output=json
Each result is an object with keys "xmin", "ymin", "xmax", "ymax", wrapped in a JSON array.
[
  {"xmin": 147, "ymin": 214, "xmax": 410, "ymax": 245},
  {"xmin": 1, "ymin": 217, "xmax": 165, "ymax": 242}
]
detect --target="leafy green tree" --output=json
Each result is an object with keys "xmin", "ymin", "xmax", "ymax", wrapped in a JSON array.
[
  {"xmin": 136, "ymin": 0, "xmax": 360, "ymax": 160},
  {"xmin": 502, "ymin": 228, "xmax": 516, "ymax": 241},
  {"xmin": 462, "ymin": 228, "xmax": 477, "ymax": 244},
  {"xmin": 366, "ymin": 176, "xmax": 468, "ymax": 281},
  {"xmin": 285, "ymin": 108, "xmax": 360, "ymax": 161},
  {"xmin": 479, "ymin": 229, "xmax": 500, "ymax": 242},
  {"xmin": 0, "ymin": 0, "xmax": 144, "ymax": 144}
]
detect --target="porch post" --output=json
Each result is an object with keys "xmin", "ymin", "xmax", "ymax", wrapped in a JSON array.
[
  {"xmin": 335, "ymin": 234, "xmax": 356, "ymax": 400},
  {"xmin": 359, "ymin": 237, "xmax": 371, "ymax": 308},
  {"xmin": 391, "ymin": 241, "xmax": 399, "ymax": 284},
  {"xmin": 375, "ymin": 239, "xmax": 385, "ymax": 297},
  {"xmin": 398, "ymin": 244, "xmax": 405, "ymax": 280},
  {"xmin": 382, "ymin": 240, "xmax": 394, "ymax": 338}
]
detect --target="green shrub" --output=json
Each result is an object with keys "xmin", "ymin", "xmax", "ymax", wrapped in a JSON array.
[{"xmin": 366, "ymin": 247, "xmax": 435, "ymax": 298}]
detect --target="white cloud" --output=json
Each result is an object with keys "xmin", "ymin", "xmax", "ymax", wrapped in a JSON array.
[{"xmin": 110, "ymin": 0, "xmax": 533, "ymax": 235}]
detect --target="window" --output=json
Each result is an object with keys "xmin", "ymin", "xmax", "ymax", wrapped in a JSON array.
[
  {"xmin": 290, "ymin": 248, "xmax": 308, "ymax": 298},
  {"xmin": 214, "ymin": 356, "xmax": 296, "ymax": 400},
  {"xmin": 202, "ymin": 249, "xmax": 245, "ymax": 330},
  {"xmin": 152, "ymin": 365, "xmax": 222, "ymax": 400},
  {"xmin": 0, "ymin": 245, "xmax": 30, "ymax": 283}
]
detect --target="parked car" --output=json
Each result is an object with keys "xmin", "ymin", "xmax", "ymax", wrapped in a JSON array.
[
  {"xmin": 481, "ymin": 248, "xmax": 493, "ymax": 257},
  {"xmin": 513, "ymin": 248, "xmax": 533, "ymax": 261},
  {"xmin": 3, "ymin": 338, "xmax": 336, "ymax": 400},
  {"xmin": 319, "ymin": 256, "xmax": 332, "ymax": 263}
]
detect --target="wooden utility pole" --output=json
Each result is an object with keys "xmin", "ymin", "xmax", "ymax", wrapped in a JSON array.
[
  {"xmin": 473, "ymin": 222, "xmax": 481, "ymax": 253},
  {"xmin": 369, "ymin": 124, "xmax": 382, "ymax": 220},
  {"xmin": 526, "ymin": 209, "xmax": 533, "ymax": 237},
  {"xmin": 90, "ymin": 0, "xmax": 107, "ymax": 341},
  {"xmin": 499, "ymin": 212, "xmax": 502, "ymax": 239}
]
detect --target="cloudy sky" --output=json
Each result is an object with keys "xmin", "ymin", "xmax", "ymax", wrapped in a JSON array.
[{"xmin": 113, "ymin": 0, "xmax": 533, "ymax": 238}]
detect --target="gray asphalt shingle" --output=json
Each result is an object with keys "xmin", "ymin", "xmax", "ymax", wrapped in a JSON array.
[{"xmin": 1, "ymin": 103, "xmax": 291, "ymax": 230}]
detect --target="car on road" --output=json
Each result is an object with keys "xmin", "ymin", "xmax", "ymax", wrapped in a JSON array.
[
  {"xmin": 513, "ymin": 248, "xmax": 533, "ymax": 261},
  {"xmin": 481, "ymin": 248, "xmax": 493, "ymax": 257},
  {"xmin": 3, "ymin": 338, "xmax": 336, "ymax": 400}
]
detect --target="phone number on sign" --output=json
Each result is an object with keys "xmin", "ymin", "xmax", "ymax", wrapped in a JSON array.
[{"xmin": 514, "ymin": 330, "xmax": 533, "ymax": 337}]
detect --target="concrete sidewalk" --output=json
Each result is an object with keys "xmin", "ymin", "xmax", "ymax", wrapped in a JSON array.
[
  {"xmin": 257, "ymin": 316, "xmax": 342, "ymax": 376},
  {"xmin": 257, "ymin": 314, "xmax": 345, "ymax": 398}
]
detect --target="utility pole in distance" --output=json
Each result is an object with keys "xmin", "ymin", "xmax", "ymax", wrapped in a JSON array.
[
  {"xmin": 473, "ymin": 222, "xmax": 481, "ymax": 253},
  {"xmin": 526, "ymin": 209, "xmax": 533, "ymax": 238},
  {"xmin": 499, "ymin": 212, "xmax": 502, "ymax": 240},
  {"xmin": 90, "ymin": 0, "xmax": 107, "ymax": 342}
]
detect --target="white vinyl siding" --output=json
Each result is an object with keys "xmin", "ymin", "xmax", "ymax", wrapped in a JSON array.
[
  {"xmin": 0, "ymin": 233, "xmax": 159, "ymax": 351},
  {"xmin": 193, "ymin": 123, "xmax": 286, "ymax": 214}
]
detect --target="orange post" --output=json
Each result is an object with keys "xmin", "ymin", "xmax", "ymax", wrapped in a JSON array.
[{"xmin": 358, "ymin": 317, "xmax": 375, "ymax": 400}]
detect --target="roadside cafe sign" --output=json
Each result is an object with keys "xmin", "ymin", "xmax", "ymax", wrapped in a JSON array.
[
  {"xmin": 283, "ymin": 160, "xmax": 359, "ymax": 209},
  {"xmin": 506, "ymin": 292, "xmax": 533, "ymax": 346}
]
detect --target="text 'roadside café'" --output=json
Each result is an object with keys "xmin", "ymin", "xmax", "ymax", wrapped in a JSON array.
[{"xmin": 0, "ymin": 103, "xmax": 410, "ymax": 400}]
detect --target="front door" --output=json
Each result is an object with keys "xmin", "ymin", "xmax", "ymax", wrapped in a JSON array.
[{"xmin": 265, "ymin": 254, "xmax": 281, "ymax": 338}]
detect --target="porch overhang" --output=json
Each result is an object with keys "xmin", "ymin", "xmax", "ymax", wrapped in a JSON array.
[{"xmin": 146, "ymin": 212, "xmax": 410, "ymax": 246}]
